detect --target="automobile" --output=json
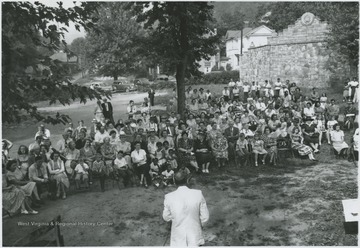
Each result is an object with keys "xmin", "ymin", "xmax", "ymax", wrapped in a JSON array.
[
  {"xmin": 89, "ymin": 81, "xmax": 112, "ymax": 91},
  {"xmin": 112, "ymin": 80, "xmax": 137, "ymax": 92},
  {"xmin": 154, "ymin": 74, "xmax": 176, "ymax": 83},
  {"xmin": 153, "ymin": 75, "xmax": 176, "ymax": 88},
  {"xmin": 133, "ymin": 78, "xmax": 153, "ymax": 85}
]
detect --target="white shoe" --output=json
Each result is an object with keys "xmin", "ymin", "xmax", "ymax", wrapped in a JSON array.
[
  {"xmin": 202, "ymin": 169, "xmax": 206, "ymax": 173},
  {"xmin": 21, "ymin": 210, "xmax": 29, "ymax": 215},
  {"xmin": 255, "ymin": 162, "xmax": 258, "ymax": 167},
  {"xmin": 29, "ymin": 210, "xmax": 38, "ymax": 215}
]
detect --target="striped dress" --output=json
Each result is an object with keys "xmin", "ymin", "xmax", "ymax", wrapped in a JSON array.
[{"xmin": 291, "ymin": 133, "xmax": 313, "ymax": 156}]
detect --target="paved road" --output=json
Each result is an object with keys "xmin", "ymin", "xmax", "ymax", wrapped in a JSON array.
[{"xmin": 4, "ymin": 91, "xmax": 167, "ymax": 158}]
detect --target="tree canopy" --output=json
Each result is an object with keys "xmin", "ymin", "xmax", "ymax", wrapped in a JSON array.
[
  {"xmin": 2, "ymin": 2, "xmax": 105, "ymax": 124},
  {"xmin": 85, "ymin": 2, "xmax": 145, "ymax": 80},
  {"xmin": 130, "ymin": 2, "xmax": 220, "ymax": 116}
]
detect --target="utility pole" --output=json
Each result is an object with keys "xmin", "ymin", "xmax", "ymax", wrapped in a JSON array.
[{"xmin": 239, "ymin": 27, "xmax": 243, "ymax": 82}]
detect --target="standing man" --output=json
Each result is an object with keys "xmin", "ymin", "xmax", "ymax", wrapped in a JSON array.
[
  {"xmin": 348, "ymin": 77, "xmax": 359, "ymax": 102},
  {"xmin": 101, "ymin": 98, "xmax": 114, "ymax": 124},
  {"xmin": 224, "ymin": 120, "xmax": 240, "ymax": 161},
  {"xmin": 274, "ymin": 78, "xmax": 282, "ymax": 99},
  {"xmin": 148, "ymin": 88, "xmax": 155, "ymax": 106},
  {"xmin": 163, "ymin": 171, "xmax": 209, "ymax": 246}
]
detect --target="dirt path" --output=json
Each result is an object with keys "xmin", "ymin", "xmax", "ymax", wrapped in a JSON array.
[{"xmin": 3, "ymin": 158, "xmax": 357, "ymax": 246}]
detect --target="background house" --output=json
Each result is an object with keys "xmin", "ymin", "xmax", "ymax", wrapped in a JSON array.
[
  {"xmin": 50, "ymin": 50, "xmax": 79, "ymax": 74},
  {"xmin": 225, "ymin": 25, "xmax": 276, "ymax": 70}
]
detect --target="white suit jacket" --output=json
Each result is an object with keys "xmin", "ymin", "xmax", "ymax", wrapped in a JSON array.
[{"xmin": 163, "ymin": 186, "xmax": 209, "ymax": 246}]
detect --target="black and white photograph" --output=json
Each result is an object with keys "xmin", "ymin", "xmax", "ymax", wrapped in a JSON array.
[{"xmin": 2, "ymin": 1, "xmax": 359, "ymax": 246}]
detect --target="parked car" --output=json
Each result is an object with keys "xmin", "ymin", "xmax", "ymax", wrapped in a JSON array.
[
  {"xmin": 154, "ymin": 75, "xmax": 176, "ymax": 83},
  {"xmin": 112, "ymin": 80, "xmax": 137, "ymax": 92},
  {"xmin": 89, "ymin": 82, "xmax": 112, "ymax": 91},
  {"xmin": 133, "ymin": 78, "xmax": 153, "ymax": 85}
]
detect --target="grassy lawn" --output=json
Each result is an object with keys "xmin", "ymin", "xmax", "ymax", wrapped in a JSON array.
[{"xmin": 2, "ymin": 83, "xmax": 358, "ymax": 246}]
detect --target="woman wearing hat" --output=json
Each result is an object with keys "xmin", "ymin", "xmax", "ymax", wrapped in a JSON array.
[
  {"xmin": 301, "ymin": 117, "xmax": 320, "ymax": 153},
  {"xmin": 194, "ymin": 131, "xmax": 212, "ymax": 173}
]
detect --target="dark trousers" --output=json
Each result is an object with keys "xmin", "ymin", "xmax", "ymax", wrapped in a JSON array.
[
  {"xmin": 150, "ymin": 96, "xmax": 155, "ymax": 106},
  {"xmin": 103, "ymin": 112, "xmax": 114, "ymax": 124},
  {"xmin": 116, "ymin": 169, "xmax": 133, "ymax": 186},
  {"xmin": 244, "ymin": 92, "xmax": 249, "ymax": 100},
  {"xmin": 92, "ymin": 171, "xmax": 107, "ymax": 191}
]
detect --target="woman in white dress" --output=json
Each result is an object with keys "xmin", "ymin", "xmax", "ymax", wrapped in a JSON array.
[
  {"xmin": 330, "ymin": 124, "xmax": 349, "ymax": 158},
  {"xmin": 94, "ymin": 100, "xmax": 104, "ymax": 122}
]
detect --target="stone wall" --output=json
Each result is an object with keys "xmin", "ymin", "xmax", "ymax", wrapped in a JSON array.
[{"xmin": 240, "ymin": 12, "xmax": 349, "ymax": 88}]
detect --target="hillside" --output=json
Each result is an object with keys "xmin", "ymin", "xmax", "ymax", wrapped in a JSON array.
[{"xmin": 212, "ymin": 2, "xmax": 271, "ymax": 25}]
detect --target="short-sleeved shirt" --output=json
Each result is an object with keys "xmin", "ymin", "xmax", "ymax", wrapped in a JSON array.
[
  {"xmin": 75, "ymin": 163, "xmax": 89, "ymax": 174},
  {"xmin": 114, "ymin": 157, "xmax": 128, "ymax": 169}
]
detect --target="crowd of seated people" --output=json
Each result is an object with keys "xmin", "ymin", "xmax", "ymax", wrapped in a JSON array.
[{"xmin": 2, "ymin": 77, "xmax": 358, "ymax": 215}]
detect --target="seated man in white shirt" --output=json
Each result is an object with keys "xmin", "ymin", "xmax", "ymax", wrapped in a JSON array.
[
  {"xmin": 131, "ymin": 142, "xmax": 148, "ymax": 187},
  {"xmin": 35, "ymin": 124, "xmax": 51, "ymax": 140},
  {"xmin": 94, "ymin": 126, "xmax": 109, "ymax": 150}
]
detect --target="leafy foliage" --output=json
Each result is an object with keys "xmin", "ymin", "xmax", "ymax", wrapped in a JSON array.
[
  {"xmin": 201, "ymin": 70, "xmax": 239, "ymax": 85},
  {"xmin": 69, "ymin": 37, "xmax": 89, "ymax": 70},
  {"xmin": 2, "ymin": 2, "xmax": 106, "ymax": 124},
  {"xmin": 85, "ymin": 2, "xmax": 145, "ymax": 80},
  {"xmin": 129, "ymin": 2, "xmax": 220, "ymax": 116}
]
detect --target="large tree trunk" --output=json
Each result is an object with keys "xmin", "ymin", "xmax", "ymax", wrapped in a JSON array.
[
  {"xmin": 176, "ymin": 3, "xmax": 189, "ymax": 119},
  {"xmin": 176, "ymin": 57, "xmax": 188, "ymax": 118}
]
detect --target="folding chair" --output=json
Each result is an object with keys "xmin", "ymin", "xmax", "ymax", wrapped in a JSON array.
[{"xmin": 277, "ymin": 138, "xmax": 294, "ymax": 163}]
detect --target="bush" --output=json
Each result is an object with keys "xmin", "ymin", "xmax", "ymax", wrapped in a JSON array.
[
  {"xmin": 200, "ymin": 70, "xmax": 239, "ymax": 85},
  {"xmin": 226, "ymin": 63, "xmax": 232, "ymax": 71}
]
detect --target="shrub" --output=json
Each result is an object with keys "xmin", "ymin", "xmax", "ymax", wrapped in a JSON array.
[
  {"xmin": 201, "ymin": 70, "xmax": 239, "ymax": 85},
  {"xmin": 226, "ymin": 63, "xmax": 232, "ymax": 71}
]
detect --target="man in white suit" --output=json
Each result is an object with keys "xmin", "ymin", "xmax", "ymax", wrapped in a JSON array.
[{"xmin": 162, "ymin": 171, "xmax": 209, "ymax": 246}]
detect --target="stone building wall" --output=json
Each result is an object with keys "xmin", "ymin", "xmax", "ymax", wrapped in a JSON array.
[{"xmin": 240, "ymin": 12, "xmax": 346, "ymax": 88}]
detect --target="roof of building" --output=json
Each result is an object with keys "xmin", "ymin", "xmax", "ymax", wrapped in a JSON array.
[
  {"xmin": 225, "ymin": 28, "xmax": 252, "ymax": 40},
  {"xmin": 244, "ymin": 25, "xmax": 276, "ymax": 37},
  {"xmin": 50, "ymin": 51, "xmax": 78, "ymax": 63}
]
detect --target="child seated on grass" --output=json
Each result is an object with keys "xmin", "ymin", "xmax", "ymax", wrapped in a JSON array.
[
  {"xmin": 161, "ymin": 163, "xmax": 174, "ymax": 186},
  {"xmin": 74, "ymin": 157, "xmax": 89, "ymax": 190},
  {"xmin": 166, "ymin": 149, "xmax": 178, "ymax": 170},
  {"xmin": 149, "ymin": 158, "xmax": 162, "ymax": 187}
]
